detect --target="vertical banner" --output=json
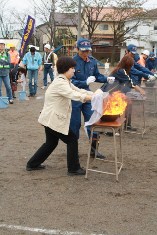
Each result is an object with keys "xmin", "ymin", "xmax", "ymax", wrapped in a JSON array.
[{"xmin": 19, "ymin": 15, "xmax": 35, "ymax": 58}]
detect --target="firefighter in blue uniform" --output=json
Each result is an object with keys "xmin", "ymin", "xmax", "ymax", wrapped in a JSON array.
[
  {"xmin": 70, "ymin": 38, "xmax": 108, "ymax": 159},
  {"xmin": 124, "ymin": 44, "xmax": 156, "ymax": 130},
  {"xmin": 125, "ymin": 44, "xmax": 157, "ymax": 84},
  {"xmin": 146, "ymin": 52, "xmax": 157, "ymax": 72}
]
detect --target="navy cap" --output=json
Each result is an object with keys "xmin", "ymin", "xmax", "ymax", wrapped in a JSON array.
[
  {"xmin": 149, "ymin": 52, "xmax": 155, "ymax": 58},
  {"xmin": 77, "ymin": 38, "xmax": 92, "ymax": 51},
  {"xmin": 127, "ymin": 44, "xmax": 137, "ymax": 54}
]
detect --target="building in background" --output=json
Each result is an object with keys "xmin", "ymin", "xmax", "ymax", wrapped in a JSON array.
[{"xmin": 124, "ymin": 8, "xmax": 157, "ymax": 57}]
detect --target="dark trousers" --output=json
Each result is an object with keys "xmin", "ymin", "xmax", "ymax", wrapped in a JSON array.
[
  {"xmin": 27, "ymin": 126, "xmax": 80, "ymax": 172},
  {"xmin": 125, "ymin": 103, "xmax": 132, "ymax": 126}
]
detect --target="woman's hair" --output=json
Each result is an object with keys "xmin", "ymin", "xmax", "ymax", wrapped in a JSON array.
[
  {"xmin": 18, "ymin": 67, "xmax": 26, "ymax": 74},
  {"xmin": 111, "ymin": 55, "xmax": 134, "ymax": 75},
  {"xmin": 56, "ymin": 56, "xmax": 76, "ymax": 74}
]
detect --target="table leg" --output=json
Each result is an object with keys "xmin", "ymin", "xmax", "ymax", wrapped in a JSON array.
[{"xmin": 85, "ymin": 128, "xmax": 93, "ymax": 179}]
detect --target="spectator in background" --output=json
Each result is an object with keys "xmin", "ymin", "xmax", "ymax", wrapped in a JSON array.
[
  {"xmin": 21, "ymin": 46, "xmax": 42, "ymax": 97},
  {"xmin": 146, "ymin": 52, "xmax": 157, "ymax": 73},
  {"xmin": 137, "ymin": 50, "xmax": 150, "ymax": 67},
  {"xmin": 0, "ymin": 40, "xmax": 13, "ymax": 104},
  {"xmin": 41, "ymin": 44, "xmax": 54, "ymax": 89},
  {"xmin": 8, "ymin": 44, "xmax": 19, "ymax": 70},
  {"xmin": 8, "ymin": 44, "xmax": 20, "ymax": 98}
]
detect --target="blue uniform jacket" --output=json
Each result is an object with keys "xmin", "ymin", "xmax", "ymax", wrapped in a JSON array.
[
  {"xmin": 101, "ymin": 69, "xmax": 133, "ymax": 94},
  {"xmin": 71, "ymin": 54, "xmax": 107, "ymax": 90},
  {"xmin": 112, "ymin": 69, "xmax": 134, "ymax": 85},
  {"xmin": 146, "ymin": 58, "xmax": 157, "ymax": 71},
  {"xmin": 130, "ymin": 61, "xmax": 154, "ymax": 84}
]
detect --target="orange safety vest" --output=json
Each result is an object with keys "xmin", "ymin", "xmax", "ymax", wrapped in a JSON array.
[
  {"xmin": 137, "ymin": 55, "xmax": 146, "ymax": 67},
  {"xmin": 9, "ymin": 50, "xmax": 19, "ymax": 65}
]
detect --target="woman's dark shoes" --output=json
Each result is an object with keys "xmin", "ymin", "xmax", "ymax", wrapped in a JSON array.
[
  {"xmin": 26, "ymin": 164, "xmax": 46, "ymax": 171},
  {"xmin": 68, "ymin": 167, "xmax": 86, "ymax": 176},
  {"xmin": 28, "ymin": 94, "xmax": 35, "ymax": 97}
]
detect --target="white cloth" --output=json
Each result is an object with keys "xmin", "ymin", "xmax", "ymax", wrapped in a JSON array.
[{"xmin": 85, "ymin": 92, "xmax": 109, "ymax": 127}]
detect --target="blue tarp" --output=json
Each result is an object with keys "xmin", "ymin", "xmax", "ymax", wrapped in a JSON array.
[{"xmin": 53, "ymin": 45, "xmax": 63, "ymax": 53}]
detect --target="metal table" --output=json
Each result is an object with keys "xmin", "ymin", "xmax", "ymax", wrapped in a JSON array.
[
  {"xmin": 124, "ymin": 96, "xmax": 146, "ymax": 138},
  {"xmin": 85, "ymin": 117, "xmax": 125, "ymax": 181},
  {"xmin": 141, "ymin": 84, "xmax": 157, "ymax": 115}
]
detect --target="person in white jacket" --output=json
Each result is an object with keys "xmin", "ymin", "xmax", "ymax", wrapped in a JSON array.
[{"xmin": 26, "ymin": 56, "xmax": 94, "ymax": 176}]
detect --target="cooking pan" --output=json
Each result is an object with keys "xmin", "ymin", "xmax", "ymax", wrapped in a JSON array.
[{"xmin": 100, "ymin": 114, "xmax": 120, "ymax": 122}]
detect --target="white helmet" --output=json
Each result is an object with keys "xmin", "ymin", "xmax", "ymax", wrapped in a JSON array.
[
  {"xmin": 142, "ymin": 50, "xmax": 150, "ymax": 56},
  {"xmin": 44, "ymin": 44, "xmax": 51, "ymax": 50},
  {"xmin": 0, "ymin": 39, "xmax": 5, "ymax": 44}
]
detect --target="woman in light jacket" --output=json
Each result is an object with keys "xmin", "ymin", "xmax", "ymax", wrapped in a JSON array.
[{"xmin": 26, "ymin": 56, "xmax": 93, "ymax": 176}]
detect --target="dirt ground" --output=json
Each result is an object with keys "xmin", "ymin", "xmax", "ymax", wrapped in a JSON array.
[{"xmin": 0, "ymin": 70, "xmax": 157, "ymax": 235}]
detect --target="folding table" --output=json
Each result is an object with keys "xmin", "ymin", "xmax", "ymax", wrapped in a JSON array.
[{"xmin": 85, "ymin": 117, "xmax": 125, "ymax": 181}]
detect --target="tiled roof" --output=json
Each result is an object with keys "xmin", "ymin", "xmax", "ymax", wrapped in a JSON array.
[
  {"xmin": 84, "ymin": 7, "xmax": 143, "ymax": 21},
  {"xmin": 145, "ymin": 8, "xmax": 157, "ymax": 18},
  {"xmin": 54, "ymin": 12, "xmax": 78, "ymax": 26}
]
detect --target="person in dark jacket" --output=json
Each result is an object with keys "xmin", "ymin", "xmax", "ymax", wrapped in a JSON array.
[
  {"xmin": 125, "ymin": 44, "xmax": 156, "ymax": 85},
  {"xmin": 101, "ymin": 55, "xmax": 145, "ymax": 131},
  {"xmin": 146, "ymin": 52, "xmax": 157, "ymax": 73}
]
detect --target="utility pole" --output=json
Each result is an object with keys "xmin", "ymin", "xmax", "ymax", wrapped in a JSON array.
[
  {"xmin": 50, "ymin": 0, "xmax": 55, "ymax": 46},
  {"xmin": 77, "ymin": 0, "xmax": 81, "ymax": 39}
]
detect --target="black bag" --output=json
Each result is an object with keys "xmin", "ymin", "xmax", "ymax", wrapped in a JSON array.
[{"xmin": 11, "ymin": 82, "xmax": 17, "ymax": 91}]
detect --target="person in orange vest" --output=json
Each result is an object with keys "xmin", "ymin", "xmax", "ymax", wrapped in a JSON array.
[
  {"xmin": 8, "ymin": 44, "xmax": 20, "ymax": 98},
  {"xmin": 137, "ymin": 50, "xmax": 150, "ymax": 67}
]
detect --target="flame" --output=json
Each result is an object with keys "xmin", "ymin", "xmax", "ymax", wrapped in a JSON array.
[{"xmin": 104, "ymin": 91, "xmax": 128, "ymax": 115}]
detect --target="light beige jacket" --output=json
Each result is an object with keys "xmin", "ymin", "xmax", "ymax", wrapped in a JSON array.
[{"xmin": 38, "ymin": 74, "xmax": 93, "ymax": 135}]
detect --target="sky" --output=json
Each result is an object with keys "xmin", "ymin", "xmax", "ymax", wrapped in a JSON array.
[
  {"xmin": 8, "ymin": 0, "xmax": 157, "ymax": 27},
  {"xmin": 10, "ymin": 0, "xmax": 32, "ymax": 10},
  {"xmin": 143, "ymin": 0, "xmax": 157, "ymax": 8},
  {"xmin": 10, "ymin": 0, "xmax": 157, "ymax": 11}
]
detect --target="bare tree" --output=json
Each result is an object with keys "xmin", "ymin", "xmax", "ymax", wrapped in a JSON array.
[
  {"xmin": 0, "ymin": 0, "xmax": 16, "ymax": 38},
  {"xmin": 59, "ymin": 0, "xmax": 109, "ymax": 40},
  {"xmin": 59, "ymin": 0, "xmax": 150, "ymax": 64},
  {"xmin": 105, "ymin": 0, "xmax": 148, "ymax": 64},
  {"xmin": 81, "ymin": 0, "xmax": 109, "ymax": 40},
  {"xmin": 31, "ymin": 0, "xmax": 58, "ymax": 47}
]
